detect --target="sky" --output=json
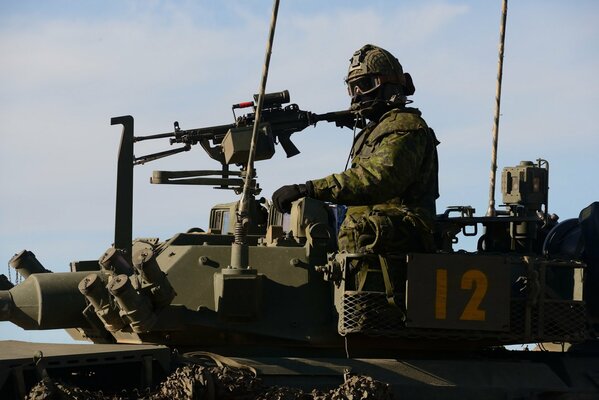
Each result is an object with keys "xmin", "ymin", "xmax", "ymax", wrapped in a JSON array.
[{"xmin": 0, "ymin": 0, "xmax": 597, "ymax": 343}]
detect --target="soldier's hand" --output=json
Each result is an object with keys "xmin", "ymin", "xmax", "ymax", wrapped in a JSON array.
[{"xmin": 272, "ymin": 182, "xmax": 314, "ymax": 213}]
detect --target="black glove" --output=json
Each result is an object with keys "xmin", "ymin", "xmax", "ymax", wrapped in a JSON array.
[{"xmin": 272, "ymin": 182, "xmax": 314, "ymax": 213}]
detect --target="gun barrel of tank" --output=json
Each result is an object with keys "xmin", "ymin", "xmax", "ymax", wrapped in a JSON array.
[{"xmin": 0, "ymin": 272, "xmax": 90, "ymax": 330}]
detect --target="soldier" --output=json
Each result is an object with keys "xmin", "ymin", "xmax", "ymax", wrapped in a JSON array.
[{"xmin": 272, "ymin": 44, "xmax": 439, "ymax": 254}]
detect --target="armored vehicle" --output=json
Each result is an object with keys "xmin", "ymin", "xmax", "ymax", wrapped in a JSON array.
[
  {"xmin": 1, "ymin": 88, "xmax": 598, "ymax": 399},
  {"xmin": 1, "ymin": 1, "xmax": 598, "ymax": 397}
]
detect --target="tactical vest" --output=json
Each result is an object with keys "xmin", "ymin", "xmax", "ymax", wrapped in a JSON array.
[{"xmin": 338, "ymin": 107, "xmax": 439, "ymax": 254}]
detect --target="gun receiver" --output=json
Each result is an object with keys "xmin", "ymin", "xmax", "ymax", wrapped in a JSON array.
[{"xmin": 134, "ymin": 90, "xmax": 361, "ymax": 165}]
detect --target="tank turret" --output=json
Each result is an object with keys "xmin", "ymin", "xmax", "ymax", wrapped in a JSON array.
[{"xmin": 1, "ymin": 111, "xmax": 594, "ymax": 353}]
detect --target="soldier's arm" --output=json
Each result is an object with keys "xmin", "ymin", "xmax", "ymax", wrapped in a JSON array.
[{"xmin": 310, "ymin": 130, "xmax": 427, "ymax": 205}]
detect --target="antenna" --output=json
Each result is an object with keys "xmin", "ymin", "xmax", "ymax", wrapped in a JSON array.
[
  {"xmin": 486, "ymin": 0, "xmax": 509, "ymax": 217},
  {"xmin": 230, "ymin": 0, "xmax": 281, "ymax": 269}
]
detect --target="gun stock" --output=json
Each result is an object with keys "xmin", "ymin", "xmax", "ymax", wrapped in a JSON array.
[{"xmin": 314, "ymin": 110, "xmax": 361, "ymax": 129}]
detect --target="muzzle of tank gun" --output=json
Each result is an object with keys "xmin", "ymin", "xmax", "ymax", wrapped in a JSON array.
[
  {"xmin": 132, "ymin": 248, "xmax": 176, "ymax": 308},
  {"xmin": 9, "ymin": 250, "xmax": 51, "ymax": 278},
  {"xmin": 107, "ymin": 274, "xmax": 157, "ymax": 333},
  {"xmin": 0, "ymin": 272, "xmax": 90, "ymax": 330},
  {"xmin": 78, "ymin": 273, "xmax": 126, "ymax": 332},
  {"xmin": 99, "ymin": 247, "xmax": 134, "ymax": 275}
]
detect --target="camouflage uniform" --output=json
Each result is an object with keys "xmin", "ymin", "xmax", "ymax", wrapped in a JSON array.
[
  {"xmin": 272, "ymin": 44, "xmax": 439, "ymax": 254},
  {"xmin": 311, "ymin": 107, "xmax": 439, "ymax": 254}
]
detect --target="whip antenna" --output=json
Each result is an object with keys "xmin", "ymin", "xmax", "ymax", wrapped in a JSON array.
[
  {"xmin": 231, "ymin": 0, "xmax": 281, "ymax": 269},
  {"xmin": 486, "ymin": 0, "xmax": 509, "ymax": 217}
]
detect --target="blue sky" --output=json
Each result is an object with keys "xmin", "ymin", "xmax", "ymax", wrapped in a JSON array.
[{"xmin": 1, "ymin": 0, "xmax": 598, "ymax": 343}]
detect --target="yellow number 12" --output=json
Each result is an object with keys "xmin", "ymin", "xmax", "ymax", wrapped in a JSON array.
[{"xmin": 435, "ymin": 268, "xmax": 488, "ymax": 321}]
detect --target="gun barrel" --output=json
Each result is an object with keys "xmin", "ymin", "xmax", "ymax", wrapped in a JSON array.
[
  {"xmin": 0, "ymin": 272, "xmax": 90, "ymax": 330},
  {"xmin": 171, "ymin": 123, "xmax": 237, "ymax": 145},
  {"xmin": 133, "ymin": 132, "xmax": 175, "ymax": 143}
]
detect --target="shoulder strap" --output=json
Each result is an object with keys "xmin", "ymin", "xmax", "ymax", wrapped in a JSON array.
[{"xmin": 367, "ymin": 108, "xmax": 429, "ymax": 144}]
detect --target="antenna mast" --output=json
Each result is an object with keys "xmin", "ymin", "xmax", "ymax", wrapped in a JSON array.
[
  {"xmin": 230, "ymin": 0, "xmax": 281, "ymax": 269},
  {"xmin": 486, "ymin": 0, "xmax": 509, "ymax": 217}
]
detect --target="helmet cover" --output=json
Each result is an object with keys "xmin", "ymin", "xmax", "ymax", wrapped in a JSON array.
[{"xmin": 346, "ymin": 44, "xmax": 415, "ymax": 100}]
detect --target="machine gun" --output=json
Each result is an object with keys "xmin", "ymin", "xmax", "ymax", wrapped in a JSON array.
[{"xmin": 133, "ymin": 90, "xmax": 361, "ymax": 166}]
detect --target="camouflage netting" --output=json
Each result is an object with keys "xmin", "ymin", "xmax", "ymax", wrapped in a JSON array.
[{"xmin": 26, "ymin": 364, "xmax": 393, "ymax": 400}]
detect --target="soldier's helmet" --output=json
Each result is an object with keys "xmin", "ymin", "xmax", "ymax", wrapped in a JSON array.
[{"xmin": 345, "ymin": 44, "xmax": 415, "ymax": 112}]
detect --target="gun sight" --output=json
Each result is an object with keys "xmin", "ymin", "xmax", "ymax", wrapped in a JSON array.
[
  {"xmin": 232, "ymin": 90, "xmax": 291, "ymax": 111},
  {"xmin": 254, "ymin": 90, "xmax": 290, "ymax": 107}
]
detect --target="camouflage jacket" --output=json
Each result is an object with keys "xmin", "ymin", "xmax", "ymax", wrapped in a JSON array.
[{"xmin": 310, "ymin": 107, "xmax": 439, "ymax": 252}]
